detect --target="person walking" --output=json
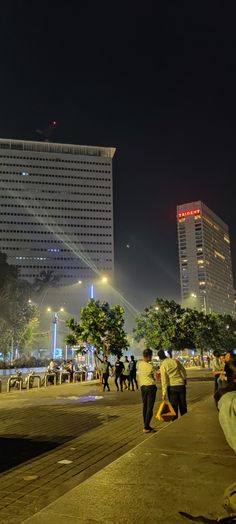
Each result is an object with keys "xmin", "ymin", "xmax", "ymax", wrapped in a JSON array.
[
  {"xmin": 114, "ymin": 357, "xmax": 124, "ymax": 391},
  {"xmin": 158, "ymin": 349, "xmax": 187, "ymax": 420},
  {"xmin": 129, "ymin": 355, "xmax": 138, "ymax": 391},
  {"xmin": 95, "ymin": 353, "xmax": 112, "ymax": 391},
  {"xmin": 212, "ymin": 350, "xmax": 223, "ymax": 393},
  {"xmin": 122, "ymin": 356, "xmax": 130, "ymax": 390},
  {"xmin": 137, "ymin": 348, "xmax": 157, "ymax": 433}
]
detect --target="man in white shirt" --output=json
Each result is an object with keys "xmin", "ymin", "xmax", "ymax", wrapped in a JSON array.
[
  {"xmin": 158, "ymin": 349, "xmax": 187, "ymax": 420},
  {"xmin": 137, "ymin": 348, "xmax": 157, "ymax": 433}
]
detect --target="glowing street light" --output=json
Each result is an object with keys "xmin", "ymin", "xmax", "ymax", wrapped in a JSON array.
[
  {"xmin": 90, "ymin": 276, "xmax": 108, "ymax": 300},
  {"xmin": 191, "ymin": 292, "xmax": 207, "ymax": 314}
]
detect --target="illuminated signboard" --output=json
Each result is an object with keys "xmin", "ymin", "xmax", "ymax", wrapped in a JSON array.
[{"xmin": 178, "ymin": 208, "xmax": 200, "ymax": 218}]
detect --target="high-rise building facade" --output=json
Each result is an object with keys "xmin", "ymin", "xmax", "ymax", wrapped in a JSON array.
[
  {"xmin": 0, "ymin": 138, "xmax": 115, "ymax": 285},
  {"xmin": 177, "ymin": 200, "xmax": 235, "ymax": 316}
]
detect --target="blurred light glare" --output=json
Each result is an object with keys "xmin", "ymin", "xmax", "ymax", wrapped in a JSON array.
[{"xmin": 101, "ymin": 276, "xmax": 108, "ymax": 283}]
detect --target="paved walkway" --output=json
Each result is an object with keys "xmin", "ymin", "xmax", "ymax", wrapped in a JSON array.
[
  {"xmin": 0, "ymin": 378, "xmax": 212, "ymax": 523},
  {"xmin": 22, "ymin": 395, "xmax": 236, "ymax": 524}
]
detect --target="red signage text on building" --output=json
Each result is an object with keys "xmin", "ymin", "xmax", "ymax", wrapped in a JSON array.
[{"xmin": 178, "ymin": 208, "xmax": 200, "ymax": 219}]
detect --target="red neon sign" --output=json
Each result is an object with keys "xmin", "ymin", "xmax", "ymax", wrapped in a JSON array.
[{"xmin": 178, "ymin": 208, "xmax": 200, "ymax": 218}]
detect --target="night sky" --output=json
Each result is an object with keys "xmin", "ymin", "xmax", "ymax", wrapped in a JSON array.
[{"xmin": 1, "ymin": 2, "xmax": 236, "ymax": 312}]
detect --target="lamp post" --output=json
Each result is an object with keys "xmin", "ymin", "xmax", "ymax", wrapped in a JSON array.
[
  {"xmin": 202, "ymin": 294, "xmax": 207, "ymax": 315},
  {"xmin": 191, "ymin": 292, "xmax": 207, "ymax": 315},
  {"xmin": 89, "ymin": 276, "xmax": 108, "ymax": 300},
  {"xmin": 47, "ymin": 307, "xmax": 64, "ymax": 359}
]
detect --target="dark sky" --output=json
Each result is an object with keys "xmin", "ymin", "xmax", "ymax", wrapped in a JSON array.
[{"xmin": 1, "ymin": 1, "xmax": 236, "ymax": 312}]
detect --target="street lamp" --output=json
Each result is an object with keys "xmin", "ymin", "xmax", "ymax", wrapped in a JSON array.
[
  {"xmin": 89, "ymin": 276, "xmax": 108, "ymax": 300},
  {"xmin": 47, "ymin": 307, "xmax": 65, "ymax": 359},
  {"xmin": 191, "ymin": 292, "xmax": 207, "ymax": 314}
]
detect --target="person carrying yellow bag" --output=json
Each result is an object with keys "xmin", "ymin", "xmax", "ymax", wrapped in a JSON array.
[{"xmin": 157, "ymin": 350, "xmax": 187, "ymax": 420}]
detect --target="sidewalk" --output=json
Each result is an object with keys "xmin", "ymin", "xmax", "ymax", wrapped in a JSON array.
[{"xmin": 22, "ymin": 396, "xmax": 236, "ymax": 524}]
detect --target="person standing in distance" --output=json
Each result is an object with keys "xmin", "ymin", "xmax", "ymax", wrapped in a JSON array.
[
  {"xmin": 158, "ymin": 349, "xmax": 187, "ymax": 420},
  {"xmin": 137, "ymin": 348, "xmax": 157, "ymax": 433},
  {"xmin": 114, "ymin": 357, "xmax": 124, "ymax": 391},
  {"xmin": 212, "ymin": 350, "xmax": 223, "ymax": 393},
  {"xmin": 122, "ymin": 356, "xmax": 130, "ymax": 390},
  {"xmin": 129, "ymin": 355, "xmax": 138, "ymax": 391},
  {"xmin": 95, "ymin": 352, "xmax": 112, "ymax": 392}
]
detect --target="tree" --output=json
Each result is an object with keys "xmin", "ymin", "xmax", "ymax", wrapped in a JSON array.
[
  {"xmin": 0, "ymin": 251, "xmax": 38, "ymax": 360},
  {"xmin": 66, "ymin": 299, "xmax": 129, "ymax": 358},
  {"xmin": 134, "ymin": 298, "xmax": 236, "ymax": 365},
  {"xmin": 134, "ymin": 298, "xmax": 192, "ymax": 352}
]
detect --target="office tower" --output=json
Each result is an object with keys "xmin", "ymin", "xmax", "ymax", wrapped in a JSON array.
[
  {"xmin": 177, "ymin": 200, "xmax": 235, "ymax": 316},
  {"xmin": 0, "ymin": 138, "xmax": 115, "ymax": 285}
]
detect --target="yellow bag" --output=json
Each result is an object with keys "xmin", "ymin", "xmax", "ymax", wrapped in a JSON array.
[{"xmin": 155, "ymin": 400, "xmax": 176, "ymax": 421}]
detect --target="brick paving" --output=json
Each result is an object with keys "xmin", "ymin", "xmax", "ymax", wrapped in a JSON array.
[{"xmin": 0, "ymin": 379, "xmax": 212, "ymax": 524}]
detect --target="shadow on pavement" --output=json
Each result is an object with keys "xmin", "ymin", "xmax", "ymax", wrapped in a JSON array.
[
  {"xmin": 0, "ymin": 436, "xmax": 62, "ymax": 473},
  {"xmin": 0, "ymin": 404, "xmax": 119, "ymax": 473}
]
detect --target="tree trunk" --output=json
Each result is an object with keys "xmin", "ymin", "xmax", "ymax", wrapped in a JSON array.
[{"xmin": 200, "ymin": 348, "xmax": 205, "ymax": 368}]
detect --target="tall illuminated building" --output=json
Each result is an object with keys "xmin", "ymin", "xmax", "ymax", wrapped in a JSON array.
[
  {"xmin": 177, "ymin": 201, "xmax": 235, "ymax": 316},
  {"xmin": 0, "ymin": 138, "xmax": 115, "ymax": 284}
]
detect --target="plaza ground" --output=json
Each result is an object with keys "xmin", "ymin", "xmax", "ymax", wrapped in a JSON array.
[{"xmin": 0, "ymin": 372, "xmax": 224, "ymax": 523}]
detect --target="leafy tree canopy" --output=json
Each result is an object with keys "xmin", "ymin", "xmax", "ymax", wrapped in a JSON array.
[
  {"xmin": 66, "ymin": 299, "xmax": 129, "ymax": 358},
  {"xmin": 0, "ymin": 251, "xmax": 38, "ymax": 358},
  {"xmin": 134, "ymin": 297, "xmax": 236, "ymax": 355}
]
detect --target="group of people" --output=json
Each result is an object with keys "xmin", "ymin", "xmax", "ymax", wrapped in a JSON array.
[
  {"xmin": 47, "ymin": 359, "xmax": 74, "ymax": 383},
  {"xmin": 95, "ymin": 353, "xmax": 138, "ymax": 392},
  {"xmin": 96, "ymin": 349, "xmax": 187, "ymax": 433},
  {"xmin": 212, "ymin": 350, "xmax": 236, "ymax": 393},
  {"xmin": 211, "ymin": 350, "xmax": 236, "ymax": 454},
  {"xmin": 138, "ymin": 348, "xmax": 187, "ymax": 433}
]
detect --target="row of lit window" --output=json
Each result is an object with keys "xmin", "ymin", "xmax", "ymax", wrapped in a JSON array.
[
  {"xmin": 1, "ymin": 172, "xmax": 111, "ymax": 188},
  {"xmin": 15, "ymin": 256, "xmax": 112, "ymax": 261},
  {"xmin": 0, "ymin": 218, "xmax": 112, "ymax": 224},
  {"xmin": 21, "ymin": 273, "xmax": 111, "ymax": 279},
  {"xmin": 13, "ymin": 248, "xmax": 112, "ymax": 254},
  {"xmin": 0, "ymin": 154, "xmax": 111, "ymax": 166},
  {"xmin": 0, "ymin": 162, "xmax": 111, "ymax": 175},
  {"xmin": 17, "ymin": 259, "xmax": 112, "ymax": 265},
  {"xmin": 1, "ymin": 187, "xmax": 112, "ymax": 202},
  {"xmin": 2, "ymin": 196, "xmax": 112, "ymax": 212},
  {"xmin": 0, "ymin": 207, "xmax": 112, "ymax": 217},
  {"xmin": 1, "ymin": 240, "xmax": 112, "ymax": 246},
  {"xmin": 0, "ymin": 177, "xmax": 112, "ymax": 191},
  {"xmin": 0, "ymin": 230, "xmax": 112, "ymax": 236},
  {"xmin": 0, "ymin": 222, "xmax": 112, "ymax": 229}
]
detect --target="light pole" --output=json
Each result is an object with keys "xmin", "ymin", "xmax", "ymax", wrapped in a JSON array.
[
  {"xmin": 47, "ymin": 307, "xmax": 64, "ymax": 359},
  {"xmin": 191, "ymin": 292, "xmax": 207, "ymax": 315},
  {"xmin": 202, "ymin": 294, "xmax": 207, "ymax": 315},
  {"xmin": 89, "ymin": 276, "xmax": 108, "ymax": 300}
]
